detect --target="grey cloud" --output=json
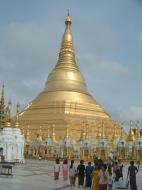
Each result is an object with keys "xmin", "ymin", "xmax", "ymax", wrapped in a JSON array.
[{"xmin": 0, "ymin": 21, "xmax": 59, "ymax": 111}]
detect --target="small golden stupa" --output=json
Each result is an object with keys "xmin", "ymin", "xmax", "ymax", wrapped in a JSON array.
[{"xmin": 19, "ymin": 14, "xmax": 121, "ymax": 142}]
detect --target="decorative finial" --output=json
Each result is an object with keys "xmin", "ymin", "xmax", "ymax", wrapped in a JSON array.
[
  {"xmin": 65, "ymin": 10, "xmax": 71, "ymax": 25},
  {"xmin": 67, "ymin": 9, "xmax": 70, "ymax": 16}
]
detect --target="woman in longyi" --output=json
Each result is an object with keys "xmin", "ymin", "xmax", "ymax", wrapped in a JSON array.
[{"xmin": 91, "ymin": 164, "xmax": 100, "ymax": 190}]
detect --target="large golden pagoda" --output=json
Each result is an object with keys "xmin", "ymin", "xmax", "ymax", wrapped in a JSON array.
[{"xmin": 19, "ymin": 14, "xmax": 121, "ymax": 142}]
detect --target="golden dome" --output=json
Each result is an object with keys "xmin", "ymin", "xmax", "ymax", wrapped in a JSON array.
[{"xmin": 18, "ymin": 14, "xmax": 119, "ymax": 142}]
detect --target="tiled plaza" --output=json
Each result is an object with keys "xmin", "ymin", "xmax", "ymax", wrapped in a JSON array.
[{"xmin": 0, "ymin": 160, "xmax": 141, "ymax": 190}]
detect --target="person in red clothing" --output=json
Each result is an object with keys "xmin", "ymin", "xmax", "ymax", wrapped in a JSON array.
[{"xmin": 62, "ymin": 159, "xmax": 68, "ymax": 181}]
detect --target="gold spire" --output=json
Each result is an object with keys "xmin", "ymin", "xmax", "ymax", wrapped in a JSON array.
[
  {"xmin": 15, "ymin": 102, "xmax": 20, "ymax": 128},
  {"xmin": 96, "ymin": 125, "xmax": 102, "ymax": 140},
  {"xmin": 135, "ymin": 128, "xmax": 140, "ymax": 139},
  {"xmin": 47, "ymin": 127, "xmax": 51, "ymax": 138},
  {"xmin": 127, "ymin": 121, "xmax": 135, "ymax": 142},
  {"xmin": 111, "ymin": 124, "xmax": 118, "ymax": 142},
  {"xmin": 64, "ymin": 126, "xmax": 70, "ymax": 139},
  {"xmin": 57, "ymin": 12, "xmax": 74, "ymax": 67},
  {"xmin": 79, "ymin": 121, "xmax": 86, "ymax": 141},
  {"xmin": 135, "ymin": 121, "xmax": 140, "ymax": 138},
  {"xmin": 51, "ymin": 124, "xmax": 57, "ymax": 143},
  {"xmin": 36, "ymin": 126, "xmax": 42, "ymax": 141},
  {"xmin": 6, "ymin": 98, "xmax": 12, "ymax": 128},
  {"xmin": 26, "ymin": 126, "xmax": 30, "ymax": 143},
  {"xmin": 119, "ymin": 126, "xmax": 125, "ymax": 140},
  {"xmin": 101, "ymin": 121, "xmax": 106, "ymax": 139},
  {"xmin": 85, "ymin": 124, "xmax": 89, "ymax": 140},
  {"xmin": 44, "ymin": 13, "xmax": 89, "ymax": 94}
]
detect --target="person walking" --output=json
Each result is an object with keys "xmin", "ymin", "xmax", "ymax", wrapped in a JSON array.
[
  {"xmin": 91, "ymin": 163, "xmax": 100, "ymax": 190},
  {"xmin": 69, "ymin": 160, "xmax": 77, "ymax": 187},
  {"xmin": 98, "ymin": 164, "xmax": 108, "ymax": 190},
  {"xmin": 127, "ymin": 161, "xmax": 138, "ymax": 190},
  {"xmin": 85, "ymin": 162, "xmax": 94, "ymax": 188},
  {"xmin": 113, "ymin": 162, "xmax": 120, "ymax": 181},
  {"xmin": 118, "ymin": 159, "xmax": 123, "ymax": 181},
  {"xmin": 77, "ymin": 160, "xmax": 85, "ymax": 188},
  {"xmin": 62, "ymin": 159, "xmax": 68, "ymax": 182},
  {"xmin": 107, "ymin": 171, "xmax": 113, "ymax": 190},
  {"xmin": 54, "ymin": 158, "xmax": 60, "ymax": 180}
]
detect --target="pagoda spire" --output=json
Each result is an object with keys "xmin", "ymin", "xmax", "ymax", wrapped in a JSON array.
[
  {"xmin": 51, "ymin": 124, "xmax": 57, "ymax": 143},
  {"xmin": 101, "ymin": 121, "xmax": 106, "ymax": 139},
  {"xmin": 15, "ymin": 102, "xmax": 20, "ymax": 128},
  {"xmin": 6, "ymin": 98, "xmax": 12, "ymax": 128},
  {"xmin": 111, "ymin": 124, "xmax": 118, "ymax": 142},
  {"xmin": 96, "ymin": 123, "xmax": 102, "ymax": 140},
  {"xmin": 47, "ymin": 127, "xmax": 51, "ymax": 138},
  {"xmin": 36, "ymin": 126, "xmax": 43, "ymax": 141},
  {"xmin": 0, "ymin": 84, "xmax": 6, "ymax": 128},
  {"xmin": 119, "ymin": 126, "xmax": 125, "ymax": 140},
  {"xmin": 127, "ymin": 121, "xmax": 135, "ymax": 142},
  {"xmin": 85, "ymin": 124, "xmax": 89, "ymax": 140},
  {"xmin": 64, "ymin": 126, "xmax": 70, "ymax": 139},
  {"xmin": 56, "ymin": 12, "xmax": 77, "ymax": 68},
  {"xmin": 79, "ymin": 121, "xmax": 86, "ymax": 141},
  {"xmin": 135, "ymin": 121, "xmax": 140, "ymax": 138},
  {"xmin": 26, "ymin": 126, "xmax": 30, "ymax": 143}
]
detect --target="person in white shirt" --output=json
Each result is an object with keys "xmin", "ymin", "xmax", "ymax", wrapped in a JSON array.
[
  {"xmin": 69, "ymin": 160, "xmax": 77, "ymax": 187},
  {"xmin": 54, "ymin": 158, "xmax": 60, "ymax": 180}
]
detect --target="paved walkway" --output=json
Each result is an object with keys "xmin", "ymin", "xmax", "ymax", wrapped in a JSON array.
[{"xmin": 0, "ymin": 160, "xmax": 141, "ymax": 190}]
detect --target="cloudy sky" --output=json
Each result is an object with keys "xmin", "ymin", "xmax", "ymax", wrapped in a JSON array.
[{"xmin": 0, "ymin": 0, "xmax": 142, "ymax": 130}]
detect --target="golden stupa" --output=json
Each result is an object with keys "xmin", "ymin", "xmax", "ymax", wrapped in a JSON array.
[{"xmin": 19, "ymin": 14, "xmax": 121, "ymax": 142}]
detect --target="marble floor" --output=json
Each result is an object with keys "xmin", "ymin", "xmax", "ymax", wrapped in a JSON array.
[{"xmin": 0, "ymin": 160, "xmax": 141, "ymax": 190}]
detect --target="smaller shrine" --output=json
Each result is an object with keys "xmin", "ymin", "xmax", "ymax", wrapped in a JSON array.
[{"xmin": 0, "ymin": 85, "xmax": 25, "ymax": 162}]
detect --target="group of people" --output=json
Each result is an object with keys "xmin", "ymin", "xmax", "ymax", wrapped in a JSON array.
[{"xmin": 53, "ymin": 157, "xmax": 139, "ymax": 190}]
